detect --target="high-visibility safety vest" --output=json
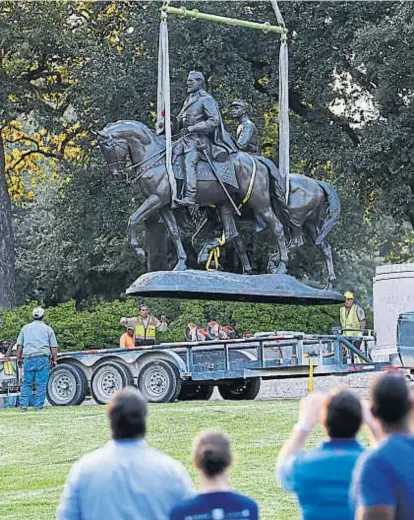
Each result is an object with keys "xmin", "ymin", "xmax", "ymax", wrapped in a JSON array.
[
  {"xmin": 340, "ymin": 305, "xmax": 362, "ymax": 337},
  {"xmin": 134, "ymin": 317, "xmax": 157, "ymax": 345}
]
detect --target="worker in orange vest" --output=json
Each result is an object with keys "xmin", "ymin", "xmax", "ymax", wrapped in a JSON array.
[{"xmin": 119, "ymin": 326, "xmax": 135, "ymax": 348}]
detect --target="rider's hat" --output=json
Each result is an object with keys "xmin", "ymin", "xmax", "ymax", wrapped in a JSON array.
[{"xmin": 230, "ymin": 99, "xmax": 246, "ymax": 109}]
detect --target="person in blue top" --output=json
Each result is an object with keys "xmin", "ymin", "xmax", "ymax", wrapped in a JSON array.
[
  {"xmin": 351, "ymin": 371, "xmax": 414, "ymax": 520},
  {"xmin": 16, "ymin": 306, "xmax": 58, "ymax": 411},
  {"xmin": 277, "ymin": 389, "xmax": 376, "ymax": 520},
  {"xmin": 170, "ymin": 429, "xmax": 259, "ymax": 520}
]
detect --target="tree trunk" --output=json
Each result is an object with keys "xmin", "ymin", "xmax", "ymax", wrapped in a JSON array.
[{"xmin": 0, "ymin": 131, "xmax": 17, "ymax": 308}]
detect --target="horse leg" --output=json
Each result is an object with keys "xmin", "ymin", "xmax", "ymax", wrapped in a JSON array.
[
  {"xmin": 306, "ymin": 223, "xmax": 336, "ymax": 290},
  {"xmin": 160, "ymin": 207, "xmax": 187, "ymax": 271},
  {"xmin": 128, "ymin": 195, "xmax": 164, "ymax": 258},
  {"xmin": 218, "ymin": 204, "xmax": 252, "ymax": 275},
  {"xmin": 320, "ymin": 240, "xmax": 336, "ymax": 290},
  {"xmin": 257, "ymin": 208, "xmax": 288, "ymax": 275}
]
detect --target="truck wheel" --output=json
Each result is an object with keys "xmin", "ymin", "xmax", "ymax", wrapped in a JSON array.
[
  {"xmin": 91, "ymin": 361, "xmax": 133, "ymax": 405},
  {"xmin": 218, "ymin": 377, "xmax": 261, "ymax": 401},
  {"xmin": 138, "ymin": 360, "xmax": 181, "ymax": 403},
  {"xmin": 47, "ymin": 363, "xmax": 88, "ymax": 406},
  {"xmin": 178, "ymin": 383, "xmax": 214, "ymax": 401}
]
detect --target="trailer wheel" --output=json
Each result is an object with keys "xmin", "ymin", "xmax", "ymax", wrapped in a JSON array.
[
  {"xmin": 138, "ymin": 360, "xmax": 181, "ymax": 403},
  {"xmin": 47, "ymin": 363, "xmax": 88, "ymax": 406},
  {"xmin": 178, "ymin": 383, "xmax": 214, "ymax": 401},
  {"xmin": 90, "ymin": 361, "xmax": 133, "ymax": 405},
  {"xmin": 116, "ymin": 362, "xmax": 134, "ymax": 386},
  {"xmin": 218, "ymin": 377, "xmax": 261, "ymax": 401}
]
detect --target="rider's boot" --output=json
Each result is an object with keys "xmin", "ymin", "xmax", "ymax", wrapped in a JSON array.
[{"xmin": 172, "ymin": 152, "xmax": 198, "ymax": 208}]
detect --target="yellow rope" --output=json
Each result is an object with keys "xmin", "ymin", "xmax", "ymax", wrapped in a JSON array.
[
  {"xmin": 206, "ymin": 232, "xmax": 226, "ymax": 271},
  {"xmin": 205, "ymin": 156, "xmax": 257, "ymax": 271},
  {"xmin": 239, "ymin": 155, "xmax": 256, "ymax": 209}
]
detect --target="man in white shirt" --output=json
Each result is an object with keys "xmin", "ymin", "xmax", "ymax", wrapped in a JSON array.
[{"xmin": 57, "ymin": 387, "xmax": 194, "ymax": 520}]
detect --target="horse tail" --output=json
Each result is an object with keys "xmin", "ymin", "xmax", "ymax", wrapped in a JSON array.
[
  {"xmin": 315, "ymin": 180, "xmax": 341, "ymax": 245},
  {"xmin": 256, "ymin": 156, "xmax": 290, "ymax": 232}
]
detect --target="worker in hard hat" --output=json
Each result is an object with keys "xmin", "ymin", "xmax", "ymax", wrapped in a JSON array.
[{"xmin": 340, "ymin": 291, "xmax": 366, "ymax": 337}]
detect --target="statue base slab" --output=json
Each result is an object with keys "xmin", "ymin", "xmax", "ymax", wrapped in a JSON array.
[{"xmin": 126, "ymin": 270, "xmax": 343, "ymax": 305}]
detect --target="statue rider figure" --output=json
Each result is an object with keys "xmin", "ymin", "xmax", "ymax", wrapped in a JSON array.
[
  {"xmin": 172, "ymin": 71, "xmax": 238, "ymax": 208},
  {"xmin": 230, "ymin": 99, "xmax": 259, "ymax": 154}
]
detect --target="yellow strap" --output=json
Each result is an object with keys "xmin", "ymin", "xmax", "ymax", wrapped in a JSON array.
[
  {"xmin": 238, "ymin": 155, "xmax": 256, "ymax": 210},
  {"xmin": 205, "ymin": 156, "xmax": 256, "ymax": 271},
  {"xmin": 206, "ymin": 232, "xmax": 226, "ymax": 271}
]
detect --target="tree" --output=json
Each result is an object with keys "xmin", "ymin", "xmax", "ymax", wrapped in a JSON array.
[
  {"xmin": 0, "ymin": 133, "xmax": 16, "ymax": 307},
  {"xmin": 5, "ymin": 1, "xmax": 413, "ymax": 306},
  {"xmin": 0, "ymin": 3, "xmax": 91, "ymax": 308}
]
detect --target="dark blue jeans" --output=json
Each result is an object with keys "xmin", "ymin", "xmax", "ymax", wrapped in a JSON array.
[{"xmin": 20, "ymin": 356, "xmax": 50, "ymax": 410}]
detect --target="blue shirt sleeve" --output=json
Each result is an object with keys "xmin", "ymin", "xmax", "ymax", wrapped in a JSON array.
[
  {"xmin": 48, "ymin": 327, "xmax": 58, "ymax": 348},
  {"xmin": 250, "ymin": 500, "xmax": 259, "ymax": 519},
  {"xmin": 351, "ymin": 451, "xmax": 396, "ymax": 508},
  {"xmin": 170, "ymin": 504, "xmax": 184, "ymax": 520},
  {"xmin": 56, "ymin": 461, "xmax": 83, "ymax": 520},
  {"xmin": 277, "ymin": 454, "xmax": 300, "ymax": 492},
  {"xmin": 16, "ymin": 327, "xmax": 24, "ymax": 346}
]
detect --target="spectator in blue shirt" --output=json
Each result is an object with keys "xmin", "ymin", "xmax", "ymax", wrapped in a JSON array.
[
  {"xmin": 277, "ymin": 390, "xmax": 368, "ymax": 520},
  {"xmin": 170, "ymin": 429, "xmax": 259, "ymax": 520},
  {"xmin": 16, "ymin": 306, "xmax": 58, "ymax": 411},
  {"xmin": 57, "ymin": 387, "xmax": 194, "ymax": 520},
  {"xmin": 351, "ymin": 372, "xmax": 414, "ymax": 520}
]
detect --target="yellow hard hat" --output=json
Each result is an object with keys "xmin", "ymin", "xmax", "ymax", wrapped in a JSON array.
[{"xmin": 344, "ymin": 291, "xmax": 354, "ymax": 299}]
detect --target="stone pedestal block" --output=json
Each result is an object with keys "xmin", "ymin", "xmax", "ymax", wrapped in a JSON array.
[{"xmin": 373, "ymin": 263, "xmax": 414, "ymax": 349}]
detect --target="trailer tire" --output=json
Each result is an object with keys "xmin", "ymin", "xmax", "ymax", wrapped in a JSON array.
[
  {"xmin": 90, "ymin": 361, "xmax": 133, "ymax": 405},
  {"xmin": 138, "ymin": 360, "xmax": 181, "ymax": 403},
  {"xmin": 178, "ymin": 383, "xmax": 214, "ymax": 401},
  {"xmin": 218, "ymin": 377, "xmax": 261, "ymax": 401},
  {"xmin": 116, "ymin": 362, "xmax": 134, "ymax": 387},
  {"xmin": 47, "ymin": 363, "xmax": 88, "ymax": 406}
]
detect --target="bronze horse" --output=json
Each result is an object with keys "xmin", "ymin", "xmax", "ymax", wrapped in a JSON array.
[{"xmin": 98, "ymin": 120, "xmax": 340, "ymax": 288}]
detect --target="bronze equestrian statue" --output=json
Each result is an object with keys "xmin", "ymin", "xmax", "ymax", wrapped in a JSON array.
[{"xmin": 98, "ymin": 78, "xmax": 340, "ymax": 289}]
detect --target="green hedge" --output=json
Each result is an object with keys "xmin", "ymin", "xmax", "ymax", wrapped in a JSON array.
[{"xmin": 0, "ymin": 298, "xmax": 373, "ymax": 352}]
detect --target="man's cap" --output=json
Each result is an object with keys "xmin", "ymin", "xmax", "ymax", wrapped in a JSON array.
[
  {"xmin": 32, "ymin": 307, "xmax": 45, "ymax": 319},
  {"xmin": 230, "ymin": 99, "xmax": 246, "ymax": 108},
  {"xmin": 344, "ymin": 291, "xmax": 354, "ymax": 299},
  {"xmin": 188, "ymin": 70, "xmax": 205, "ymax": 82},
  {"xmin": 127, "ymin": 326, "xmax": 134, "ymax": 331}
]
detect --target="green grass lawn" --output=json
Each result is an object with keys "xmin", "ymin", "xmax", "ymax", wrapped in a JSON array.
[{"xmin": 0, "ymin": 399, "xmax": 336, "ymax": 520}]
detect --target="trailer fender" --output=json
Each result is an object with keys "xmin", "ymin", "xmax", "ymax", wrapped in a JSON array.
[
  {"xmin": 58, "ymin": 353, "xmax": 103, "ymax": 368},
  {"xmin": 55, "ymin": 357, "xmax": 95, "ymax": 381},
  {"xmin": 135, "ymin": 350, "xmax": 188, "ymax": 375}
]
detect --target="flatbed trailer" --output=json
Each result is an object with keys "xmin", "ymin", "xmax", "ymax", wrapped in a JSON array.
[{"xmin": 1, "ymin": 332, "xmax": 400, "ymax": 406}]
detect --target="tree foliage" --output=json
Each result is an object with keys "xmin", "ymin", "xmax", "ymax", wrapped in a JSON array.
[{"xmin": 1, "ymin": 1, "xmax": 412, "ymax": 308}]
